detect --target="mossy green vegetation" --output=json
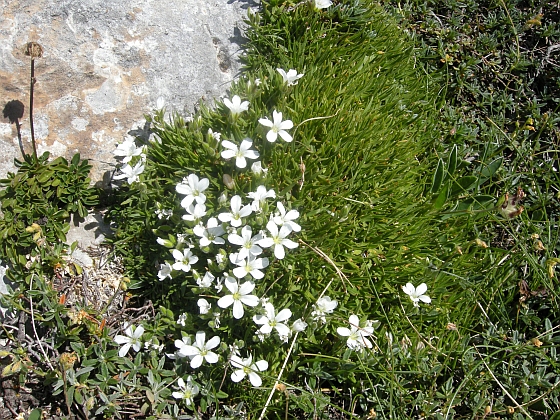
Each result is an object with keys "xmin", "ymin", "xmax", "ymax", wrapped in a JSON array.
[{"xmin": 0, "ymin": 0, "xmax": 558, "ymax": 418}]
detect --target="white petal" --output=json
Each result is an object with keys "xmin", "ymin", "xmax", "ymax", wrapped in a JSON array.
[
  {"xmin": 217, "ymin": 295, "xmax": 234, "ymax": 309},
  {"xmin": 206, "ymin": 336, "xmax": 221, "ymax": 350},
  {"xmin": 419, "ymin": 295, "xmax": 431, "ymax": 304},
  {"xmin": 278, "ymin": 130, "xmax": 293, "ymax": 142},
  {"xmin": 276, "ymin": 309, "xmax": 292, "ymax": 322},
  {"xmin": 416, "ymin": 283, "xmax": 428, "ymax": 295},
  {"xmin": 204, "ymin": 352, "xmax": 219, "ymax": 364},
  {"xmin": 231, "ymin": 370, "xmax": 245, "ymax": 383},
  {"xmin": 248, "ymin": 372, "xmax": 262, "ymax": 387},
  {"xmin": 232, "ymin": 300, "xmax": 245, "ymax": 319},
  {"xmin": 337, "ymin": 327, "xmax": 351, "ymax": 337},
  {"xmin": 118, "ymin": 343, "xmax": 131, "ymax": 357},
  {"xmin": 266, "ymin": 130, "xmax": 278, "ymax": 142}
]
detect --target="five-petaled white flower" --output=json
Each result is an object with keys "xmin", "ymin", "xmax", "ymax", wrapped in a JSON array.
[
  {"xmin": 230, "ymin": 354, "xmax": 268, "ymax": 387},
  {"xmin": 258, "ymin": 220, "xmax": 298, "ymax": 260},
  {"xmin": 172, "ymin": 248, "xmax": 199, "ymax": 272},
  {"xmin": 273, "ymin": 202, "xmax": 301, "ymax": 232},
  {"xmin": 178, "ymin": 331, "xmax": 221, "ymax": 369},
  {"xmin": 230, "ymin": 253, "xmax": 269, "ymax": 280},
  {"xmin": 223, "ymin": 95, "xmax": 249, "ymax": 116},
  {"xmin": 217, "ymin": 276, "xmax": 259, "ymax": 319},
  {"xmin": 221, "ymin": 138, "xmax": 260, "ymax": 169},
  {"xmin": 193, "ymin": 217, "xmax": 226, "ymax": 246},
  {"xmin": 314, "ymin": 0, "xmax": 332, "ymax": 9},
  {"xmin": 311, "ymin": 296, "xmax": 338, "ymax": 323},
  {"xmin": 114, "ymin": 324, "xmax": 145, "ymax": 357},
  {"xmin": 172, "ymin": 376, "xmax": 199, "ymax": 405},
  {"xmin": 277, "ymin": 68, "xmax": 304, "ymax": 86},
  {"xmin": 114, "ymin": 161, "xmax": 145, "ymax": 184},
  {"xmin": 113, "ymin": 138, "xmax": 144, "ymax": 163},
  {"xmin": 218, "ymin": 195, "xmax": 253, "ymax": 227},
  {"xmin": 247, "ymin": 185, "xmax": 276, "ymax": 212},
  {"xmin": 253, "ymin": 302, "xmax": 292, "ymax": 340},
  {"xmin": 176, "ymin": 174, "xmax": 210, "ymax": 209},
  {"xmin": 259, "ymin": 110, "xmax": 294, "ymax": 143},
  {"xmin": 402, "ymin": 282, "xmax": 431, "ymax": 307},
  {"xmin": 228, "ymin": 225, "xmax": 264, "ymax": 260},
  {"xmin": 157, "ymin": 261, "xmax": 173, "ymax": 281},
  {"xmin": 337, "ymin": 314, "xmax": 375, "ymax": 351}
]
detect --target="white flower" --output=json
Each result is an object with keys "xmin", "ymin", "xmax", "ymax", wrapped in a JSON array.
[
  {"xmin": 197, "ymin": 271, "xmax": 215, "ymax": 288},
  {"xmin": 114, "ymin": 324, "xmax": 145, "ymax": 357},
  {"xmin": 251, "ymin": 161, "xmax": 268, "ymax": 176},
  {"xmin": 402, "ymin": 282, "xmax": 431, "ymax": 307},
  {"xmin": 114, "ymin": 161, "xmax": 145, "ymax": 184},
  {"xmin": 253, "ymin": 302, "xmax": 292, "ymax": 339},
  {"xmin": 218, "ymin": 195, "xmax": 253, "ymax": 227},
  {"xmin": 176, "ymin": 174, "xmax": 210, "ymax": 209},
  {"xmin": 259, "ymin": 110, "xmax": 294, "ymax": 143},
  {"xmin": 155, "ymin": 208, "xmax": 173, "ymax": 220},
  {"xmin": 277, "ymin": 68, "xmax": 304, "ymax": 86},
  {"xmin": 172, "ymin": 249, "xmax": 198, "ymax": 272},
  {"xmin": 311, "ymin": 296, "xmax": 338, "ymax": 323},
  {"xmin": 337, "ymin": 314, "xmax": 375, "ymax": 351},
  {"xmin": 221, "ymin": 138, "xmax": 260, "ymax": 169},
  {"xmin": 258, "ymin": 220, "xmax": 298, "ymax": 260},
  {"xmin": 314, "ymin": 0, "xmax": 332, "ymax": 9},
  {"xmin": 177, "ymin": 313, "xmax": 187, "ymax": 327},
  {"xmin": 247, "ymin": 185, "xmax": 276, "ymax": 212},
  {"xmin": 217, "ymin": 277, "xmax": 259, "ymax": 319},
  {"xmin": 157, "ymin": 261, "xmax": 173, "ymax": 281},
  {"xmin": 113, "ymin": 138, "xmax": 143, "ymax": 163},
  {"xmin": 178, "ymin": 331, "xmax": 220, "ymax": 369},
  {"xmin": 193, "ymin": 217, "xmax": 226, "ymax": 246},
  {"xmin": 182, "ymin": 203, "xmax": 207, "ymax": 222},
  {"xmin": 228, "ymin": 225, "xmax": 264, "ymax": 260},
  {"xmin": 273, "ymin": 202, "xmax": 301, "ymax": 232},
  {"xmin": 223, "ymin": 95, "xmax": 249, "ymax": 116},
  {"xmin": 172, "ymin": 376, "xmax": 199, "ymax": 405},
  {"xmin": 230, "ymin": 253, "xmax": 269, "ymax": 280},
  {"xmin": 197, "ymin": 298, "xmax": 212, "ymax": 315},
  {"xmin": 230, "ymin": 354, "xmax": 268, "ymax": 387},
  {"xmin": 208, "ymin": 128, "xmax": 221, "ymax": 143},
  {"xmin": 292, "ymin": 318, "xmax": 308, "ymax": 333}
]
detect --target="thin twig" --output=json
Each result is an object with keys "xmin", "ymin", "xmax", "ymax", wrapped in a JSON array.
[
  {"xmin": 473, "ymin": 345, "xmax": 533, "ymax": 419},
  {"xmin": 258, "ymin": 331, "xmax": 300, "ymax": 420},
  {"xmin": 292, "ymin": 110, "xmax": 340, "ymax": 143},
  {"xmin": 299, "ymin": 239, "xmax": 349, "ymax": 292}
]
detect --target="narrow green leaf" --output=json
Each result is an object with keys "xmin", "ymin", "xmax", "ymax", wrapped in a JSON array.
[
  {"xmin": 433, "ymin": 186, "xmax": 448, "ymax": 209},
  {"xmin": 447, "ymin": 144, "xmax": 458, "ymax": 176},
  {"xmin": 480, "ymin": 157, "xmax": 502, "ymax": 179},
  {"xmin": 431, "ymin": 158, "xmax": 444, "ymax": 194}
]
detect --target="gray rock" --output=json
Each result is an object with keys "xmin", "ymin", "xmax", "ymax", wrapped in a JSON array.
[{"xmin": 0, "ymin": 0, "xmax": 258, "ymax": 185}]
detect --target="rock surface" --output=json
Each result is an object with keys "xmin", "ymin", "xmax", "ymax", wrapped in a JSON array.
[{"xmin": 0, "ymin": 0, "xmax": 257, "ymax": 184}]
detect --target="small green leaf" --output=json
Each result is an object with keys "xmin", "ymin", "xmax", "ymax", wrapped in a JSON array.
[
  {"xmin": 28, "ymin": 409, "xmax": 42, "ymax": 420},
  {"xmin": 433, "ymin": 186, "xmax": 448, "ymax": 209},
  {"xmin": 447, "ymin": 144, "xmax": 458, "ymax": 176},
  {"xmin": 480, "ymin": 157, "xmax": 502, "ymax": 179},
  {"xmin": 450, "ymin": 176, "xmax": 477, "ymax": 196},
  {"xmin": 431, "ymin": 158, "xmax": 444, "ymax": 193}
]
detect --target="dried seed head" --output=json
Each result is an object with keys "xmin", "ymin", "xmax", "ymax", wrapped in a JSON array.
[{"xmin": 24, "ymin": 42, "xmax": 43, "ymax": 59}]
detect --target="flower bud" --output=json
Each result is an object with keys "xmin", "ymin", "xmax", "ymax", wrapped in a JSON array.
[{"xmin": 223, "ymin": 174, "xmax": 235, "ymax": 189}]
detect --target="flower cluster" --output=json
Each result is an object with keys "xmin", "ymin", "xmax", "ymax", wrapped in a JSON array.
[{"xmin": 110, "ymin": 69, "xmax": 355, "ymax": 409}]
